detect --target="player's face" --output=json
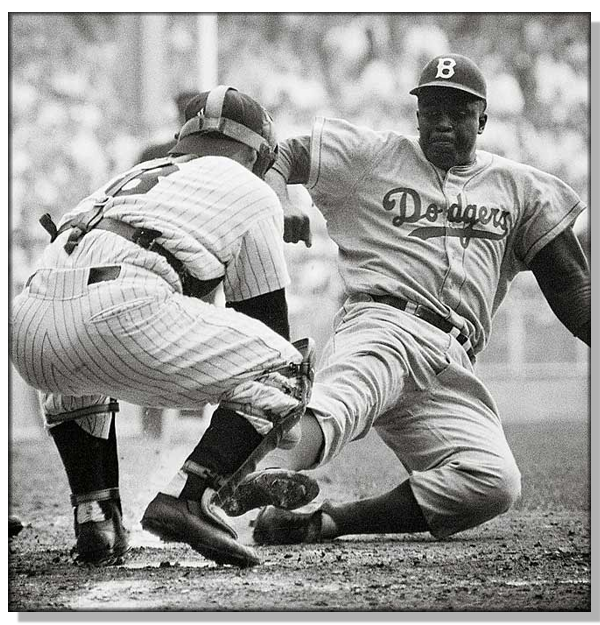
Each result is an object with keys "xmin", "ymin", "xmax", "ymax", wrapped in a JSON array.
[{"xmin": 417, "ymin": 89, "xmax": 487, "ymax": 171}]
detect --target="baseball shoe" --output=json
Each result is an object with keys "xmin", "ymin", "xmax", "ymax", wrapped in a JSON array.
[
  {"xmin": 220, "ymin": 468, "xmax": 320, "ymax": 517},
  {"xmin": 141, "ymin": 489, "xmax": 260, "ymax": 567},
  {"xmin": 252, "ymin": 503, "xmax": 334, "ymax": 545},
  {"xmin": 9, "ymin": 515, "xmax": 23, "ymax": 538},
  {"xmin": 72, "ymin": 497, "xmax": 130, "ymax": 566}
]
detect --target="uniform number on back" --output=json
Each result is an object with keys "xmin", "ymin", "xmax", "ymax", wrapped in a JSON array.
[{"xmin": 112, "ymin": 163, "xmax": 181, "ymax": 197}]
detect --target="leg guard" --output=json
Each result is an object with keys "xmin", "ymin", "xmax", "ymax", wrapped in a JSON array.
[
  {"xmin": 141, "ymin": 339, "xmax": 315, "ymax": 566},
  {"xmin": 178, "ymin": 408, "xmax": 262, "ymax": 501},
  {"xmin": 48, "ymin": 403, "xmax": 126, "ymax": 565},
  {"xmin": 49, "ymin": 409, "xmax": 120, "ymax": 496},
  {"xmin": 213, "ymin": 338, "xmax": 315, "ymax": 509}
]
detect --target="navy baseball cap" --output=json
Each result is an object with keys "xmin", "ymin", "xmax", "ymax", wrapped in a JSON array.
[{"xmin": 410, "ymin": 54, "xmax": 487, "ymax": 100}]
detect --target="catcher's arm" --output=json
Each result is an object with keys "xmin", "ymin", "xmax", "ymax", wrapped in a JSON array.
[
  {"xmin": 529, "ymin": 226, "xmax": 590, "ymax": 346},
  {"xmin": 266, "ymin": 136, "xmax": 312, "ymax": 248},
  {"xmin": 227, "ymin": 289, "xmax": 290, "ymax": 340}
]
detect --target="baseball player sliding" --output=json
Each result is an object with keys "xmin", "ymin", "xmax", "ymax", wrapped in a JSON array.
[
  {"xmin": 10, "ymin": 86, "xmax": 319, "ymax": 568},
  {"xmin": 243, "ymin": 54, "xmax": 590, "ymax": 545}
]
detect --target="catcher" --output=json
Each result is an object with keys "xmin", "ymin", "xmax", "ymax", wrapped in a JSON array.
[{"xmin": 10, "ymin": 86, "xmax": 319, "ymax": 567}]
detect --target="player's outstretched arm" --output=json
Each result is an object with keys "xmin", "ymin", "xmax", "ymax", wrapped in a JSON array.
[
  {"xmin": 529, "ymin": 227, "xmax": 590, "ymax": 346},
  {"xmin": 266, "ymin": 168, "xmax": 312, "ymax": 248}
]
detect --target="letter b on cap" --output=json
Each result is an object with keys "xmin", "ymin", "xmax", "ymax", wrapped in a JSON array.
[{"xmin": 435, "ymin": 58, "xmax": 456, "ymax": 79}]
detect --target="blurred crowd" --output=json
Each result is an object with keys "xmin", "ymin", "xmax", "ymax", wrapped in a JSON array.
[{"xmin": 9, "ymin": 13, "xmax": 590, "ymax": 368}]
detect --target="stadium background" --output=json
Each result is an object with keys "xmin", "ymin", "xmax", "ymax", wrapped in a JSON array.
[{"xmin": 9, "ymin": 13, "xmax": 590, "ymax": 439}]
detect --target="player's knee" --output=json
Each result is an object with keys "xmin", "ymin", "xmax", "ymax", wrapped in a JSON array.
[
  {"xmin": 466, "ymin": 456, "xmax": 521, "ymax": 517},
  {"xmin": 469, "ymin": 461, "xmax": 521, "ymax": 526},
  {"xmin": 475, "ymin": 458, "xmax": 522, "ymax": 524},
  {"xmin": 494, "ymin": 459, "xmax": 521, "ymax": 512},
  {"xmin": 426, "ymin": 456, "xmax": 522, "ymax": 539}
]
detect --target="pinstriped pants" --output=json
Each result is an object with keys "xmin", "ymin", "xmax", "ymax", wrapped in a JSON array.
[{"xmin": 10, "ymin": 263, "xmax": 302, "ymax": 434}]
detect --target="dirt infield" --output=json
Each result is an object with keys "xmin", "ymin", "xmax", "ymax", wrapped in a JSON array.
[{"xmin": 8, "ymin": 419, "xmax": 591, "ymax": 612}]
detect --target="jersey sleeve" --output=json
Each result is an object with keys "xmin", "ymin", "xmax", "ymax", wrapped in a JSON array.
[
  {"xmin": 223, "ymin": 214, "xmax": 290, "ymax": 302},
  {"xmin": 512, "ymin": 167, "xmax": 586, "ymax": 266},
  {"xmin": 272, "ymin": 136, "xmax": 311, "ymax": 184},
  {"xmin": 307, "ymin": 117, "xmax": 383, "ymax": 207}
]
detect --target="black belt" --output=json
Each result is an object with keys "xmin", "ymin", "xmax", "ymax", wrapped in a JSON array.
[
  {"xmin": 40, "ymin": 208, "xmax": 223, "ymax": 298},
  {"xmin": 370, "ymin": 294, "xmax": 475, "ymax": 362},
  {"xmin": 93, "ymin": 218, "xmax": 185, "ymax": 279},
  {"xmin": 89, "ymin": 218, "xmax": 223, "ymax": 298}
]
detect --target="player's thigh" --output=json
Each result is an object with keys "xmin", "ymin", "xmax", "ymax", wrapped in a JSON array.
[
  {"xmin": 85, "ymin": 290, "xmax": 298, "ymax": 403},
  {"xmin": 309, "ymin": 309, "xmax": 419, "ymax": 460},
  {"xmin": 376, "ymin": 357, "xmax": 515, "ymax": 473}
]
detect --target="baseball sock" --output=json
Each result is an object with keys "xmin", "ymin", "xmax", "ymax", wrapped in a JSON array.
[
  {"xmin": 50, "ymin": 415, "xmax": 119, "ymax": 496},
  {"xmin": 50, "ymin": 416, "xmax": 120, "ymax": 524},
  {"xmin": 102, "ymin": 416, "xmax": 120, "ymax": 489},
  {"xmin": 321, "ymin": 479, "xmax": 429, "ymax": 537},
  {"xmin": 168, "ymin": 407, "xmax": 262, "ymax": 501}
]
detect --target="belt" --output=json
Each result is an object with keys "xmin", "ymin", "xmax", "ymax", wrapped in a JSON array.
[
  {"xmin": 87, "ymin": 265, "xmax": 121, "ymax": 285},
  {"xmin": 93, "ymin": 218, "xmax": 223, "ymax": 298},
  {"xmin": 370, "ymin": 294, "xmax": 475, "ymax": 362},
  {"xmin": 94, "ymin": 218, "xmax": 181, "ymax": 271}
]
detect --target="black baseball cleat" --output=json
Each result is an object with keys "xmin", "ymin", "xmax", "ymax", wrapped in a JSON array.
[
  {"xmin": 71, "ymin": 489, "xmax": 130, "ymax": 566},
  {"xmin": 220, "ymin": 468, "xmax": 320, "ymax": 517},
  {"xmin": 252, "ymin": 503, "xmax": 334, "ymax": 545},
  {"xmin": 141, "ymin": 490, "xmax": 260, "ymax": 567}
]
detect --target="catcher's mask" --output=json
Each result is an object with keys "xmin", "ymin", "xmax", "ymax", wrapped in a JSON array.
[{"xmin": 169, "ymin": 85, "xmax": 278, "ymax": 179}]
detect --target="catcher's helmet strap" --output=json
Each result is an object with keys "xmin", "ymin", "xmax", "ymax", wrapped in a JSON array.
[
  {"xmin": 178, "ymin": 115, "xmax": 266, "ymax": 153},
  {"xmin": 204, "ymin": 84, "xmax": 231, "ymax": 118},
  {"xmin": 177, "ymin": 84, "xmax": 270, "ymax": 155}
]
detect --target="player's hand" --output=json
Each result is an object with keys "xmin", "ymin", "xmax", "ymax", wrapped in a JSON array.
[{"xmin": 283, "ymin": 203, "xmax": 312, "ymax": 248}]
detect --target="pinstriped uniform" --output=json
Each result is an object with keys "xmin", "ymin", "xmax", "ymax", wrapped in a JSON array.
[{"xmin": 10, "ymin": 156, "xmax": 302, "ymax": 434}]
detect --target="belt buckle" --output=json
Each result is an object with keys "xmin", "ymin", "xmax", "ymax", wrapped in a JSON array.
[
  {"xmin": 452, "ymin": 329, "xmax": 475, "ymax": 363},
  {"xmin": 404, "ymin": 300, "xmax": 419, "ymax": 315}
]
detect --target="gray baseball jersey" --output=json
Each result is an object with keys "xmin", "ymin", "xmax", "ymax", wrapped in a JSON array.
[{"xmin": 306, "ymin": 117, "xmax": 585, "ymax": 354}]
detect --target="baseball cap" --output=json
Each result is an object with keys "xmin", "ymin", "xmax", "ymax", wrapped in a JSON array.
[
  {"xmin": 410, "ymin": 54, "xmax": 487, "ymax": 100},
  {"xmin": 169, "ymin": 85, "xmax": 274, "ymax": 156}
]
